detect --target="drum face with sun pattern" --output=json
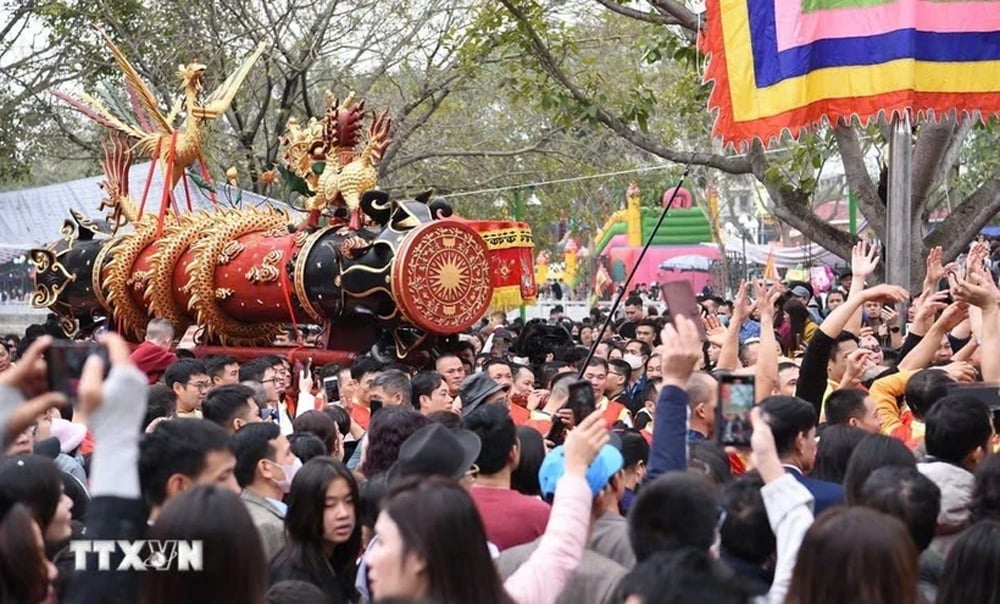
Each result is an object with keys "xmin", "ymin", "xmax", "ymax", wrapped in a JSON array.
[{"xmin": 392, "ymin": 220, "xmax": 493, "ymax": 333}]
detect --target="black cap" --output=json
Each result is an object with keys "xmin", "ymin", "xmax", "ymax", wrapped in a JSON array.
[{"xmin": 387, "ymin": 423, "xmax": 482, "ymax": 485}]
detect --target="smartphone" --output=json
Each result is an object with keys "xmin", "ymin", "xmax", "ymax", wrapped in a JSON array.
[
  {"xmin": 661, "ymin": 281, "xmax": 707, "ymax": 340},
  {"xmin": 45, "ymin": 341, "xmax": 109, "ymax": 402},
  {"xmin": 717, "ymin": 374, "xmax": 755, "ymax": 447},
  {"xmin": 323, "ymin": 376, "xmax": 340, "ymax": 402},
  {"xmin": 566, "ymin": 379, "xmax": 596, "ymax": 426}
]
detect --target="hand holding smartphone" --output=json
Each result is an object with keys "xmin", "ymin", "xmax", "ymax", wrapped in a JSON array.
[
  {"xmin": 717, "ymin": 374, "xmax": 755, "ymax": 448},
  {"xmin": 566, "ymin": 380, "xmax": 597, "ymax": 426},
  {"xmin": 45, "ymin": 341, "xmax": 109, "ymax": 403},
  {"xmin": 661, "ymin": 281, "xmax": 707, "ymax": 341}
]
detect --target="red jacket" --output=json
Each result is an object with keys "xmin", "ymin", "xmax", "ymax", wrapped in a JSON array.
[{"xmin": 129, "ymin": 341, "xmax": 177, "ymax": 385}]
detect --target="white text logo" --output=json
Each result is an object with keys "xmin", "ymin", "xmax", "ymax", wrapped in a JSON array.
[{"xmin": 69, "ymin": 540, "xmax": 203, "ymax": 571}]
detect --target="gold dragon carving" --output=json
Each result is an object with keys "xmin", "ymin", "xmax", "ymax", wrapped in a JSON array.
[
  {"xmin": 279, "ymin": 92, "xmax": 392, "ymax": 230},
  {"xmin": 184, "ymin": 209, "xmax": 287, "ymax": 345}
]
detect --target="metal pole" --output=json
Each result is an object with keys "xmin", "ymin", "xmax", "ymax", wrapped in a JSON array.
[
  {"xmin": 579, "ymin": 164, "xmax": 691, "ymax": 378},
  {"xmin": 887, "ymin": 113, "xmax": 913, "ymax": 321},
  {"xmin": 887, "ymin": 114, "xmax": 913, "ymax": 288},
  {"xmin": 513, "ymin": 190, "xmax": 527, "ymax": 323}
]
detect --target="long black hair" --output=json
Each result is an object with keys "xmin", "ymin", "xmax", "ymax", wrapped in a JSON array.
[
  {"xmin": 142, "ymin": 485, "xmax": 267, "ymax": 604},
  {"xmin": 384, "ymin": 476, "xmax": 514, "ymax": 604},
  {"xmin": 275, "ymin": 457, "xmax": 361, "ymax": 587}
]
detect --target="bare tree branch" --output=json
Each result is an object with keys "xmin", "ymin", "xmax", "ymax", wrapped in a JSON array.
[
  {"xmin": 911, "ymin": 117, "xmax": 973, "ymax": 219},
  {"xmin": 647, "ymin": 0, "xmax": 699, "ymax": 31},
  {"xmin": 591, "ymin": 0, "xmax": 681, "ymax": 26},
  {"xmin": 499, "ymin": 0, "xmax": 750, "ymax": 174},
  {"xmin": 833, "ymin": 121, "xmax": 886, "ymax": 235},
  {"xmin": 926, "ymin": 178, "xmax": 1000, "ymax": 259}
]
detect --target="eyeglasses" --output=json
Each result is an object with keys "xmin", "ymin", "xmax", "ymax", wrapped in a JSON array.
[{"xmin": 188, "ymin": 381, "xmax": 211, "ymax": 391}]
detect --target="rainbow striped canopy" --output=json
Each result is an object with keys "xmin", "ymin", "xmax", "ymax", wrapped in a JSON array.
[{"xmin": 702, "ymin": 0, "xmax": 1000, "ymax": 148}]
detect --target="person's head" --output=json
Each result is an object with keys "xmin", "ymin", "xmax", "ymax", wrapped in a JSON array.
[
  {"xmin": 827, "ymin": 332, "xmax": 860, "ymax": 383},
  {"xmin": 358, "ymin": 407, "xmax": 431, "ymax": 478},
  {"xmin": 635, "ymin": 319, "xmax": 658, "ymax": 345},
  {"xmin": 511, "ymin": 365, "xmax": 535, "ymax": 398},
  {"xmin": 205, "ymin": 354, "xmax": 240, "ymax": 386},
  {"xmin": 686, "ymin": 372, "xmax": 719, "ymax": 439},
  {"xmin": 719, "ymin": 472, "xmax": 775, "ymax": 567},
  {"xmin": 483, "ymin": 359, "xmax": 513, "ymax": 389},
  {"xmin": 935, "ymin": 520, "xmax": 1000, "ymax": 604},
  {"xmin": 843, "ymin": 433, "xmax": 916, "ymax": 504},
  {"xmin": 164, "ymin": 358, "xmax": 211, "ymax": 413},
  {"xmin": 826, "ymin": 289, "xmax": 845, "ymax": 311},
  {"xmin": 857, "ymin": 334, "xmax": 884, "ymax": 365},
  {"xmin": 287, "ymin": 433, "xmax": 328, "ymax": 464},
  {"xmin": 858, "ymin": 465, "xmax": 940, "ymax": 552},
  {"xmin": 645, "ymin": 352, "xmax": 662, "ymax": 380},
  {"xmin": 202, "ymin": 384, "xmax": 260, "ymax": 434},
  {"xmin": 903, "ymin": 367, "xmax": 956, "ymax": 420},
  {"xmin": 578, "ymin": 325, "xmax": 594, "ymax": 346},
  {"xmin": 510, "ymin": 426, "xmax": 545, "ymax": 497},
  {"xmin": 282, "ymin": 457, "xmax": 361, "ymax": 579},
  {"xmin": 365, "ymin": 477, "xmax": 513, "ymax": 604},
  {"xmin": 370, "ymin": 370, "xmax": 412, "ymax": 408},
  {"xmin": 619, "ymin": 548, "xmax": 755, "ymax": 604},
  {"xmin": 811, "ymin": 425, "xmax": 867, "ymax": 484},
  {"xmin": 144, "ymin": 383, "xmax": 177, "ymax": 430},
  {"xmin": 760, "ymin": 396, "xmax": 818, "ymax": 472},
  {"xmin": 434, "ymin": 354, "xmax": 465, "ymax": 396},
  {"xmin": 619, "ymin": 429, "xmax": 649, "ymax": 490},
  {"xmin": 787, "ymin": 506, "xmax": 917, "ymax": 604},
  {"xmin": 292, "ymin": 410, "xmax": 338, "ymax": 455},
  {"xmin": 141, "ymin": 486, "xmax": 267, "ymax": 604},
  {"xmin": 972, "ymin": 453, "xmax": 1000, "ymax": 523},
  {"xmin": 824, "ymin": 388, "xmax": 880, "ymax": 433},
  {"xmin": 349, "ymin": 356, "xmax": 383, "ymax": 405},
  {"xmin": 0, "ymin": 503, "xmax": 56, "ymax": 603},
  {"xmin": 232, "ymin": 422, "xmax": 300, "ymax": 496},
  {"xmin": 776, "ymin": 362, "xmax": 799, "ymax": 397},
  {"xmin": 410, "ymin": 371, "xmax": 455, "ymax": 415},
  {"xmin": 582, "ymin": 357, "xmax": 609, "ymax": 400},
  {"xmin": 628, "ymin": 472, "xmax": 718, "ymax": 563},
  {"xmin": 462, "ymin": 403, "xmax": 517, "ymax": 477},
  {"xmin": 737, "ymin": 339, "xmax": 760, "ymax": 367},
  {"xmin": 607, "ymin": 359, "xmax": 631, "ymax": 395},
  {"xmin": 0, "ymin": 342, "xmax": 11, "ymax": 372},
  {"xmin": 923, "ymin": 394, "xmax": 994, "ymax": 471},
  {"xmin": 145, "ymin": 318, "xmax": 174, "ymax": 349},
  {"xmin": 687, "ymin": 441, "xmax": 733, "ymax": 486},
  {"xmin": 265, "ymin": 580, "xmax": 327, "ymax": 604},
  {"xmin": 0, "ymin": 455, "xmax": 73, "ymax": 545},
  {"xmin": 623, "ymin": 296, "xmax": 644, "ymax": 323},
  {"xmin": 139, "ymin": 418, "xmax": 238, "ymax": 512}
]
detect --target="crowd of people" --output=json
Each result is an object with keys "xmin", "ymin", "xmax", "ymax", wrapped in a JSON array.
[{"xmin": 0, "ymin": 239, "xmax": 998, "ymax": 603}]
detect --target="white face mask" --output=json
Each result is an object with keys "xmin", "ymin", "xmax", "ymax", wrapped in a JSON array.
[
  {"xmin": 269, "ymin": 456, "xmax": 302, "ymax": 494},
  {"xmin": 623, "ymin": 354, "xmax": 643, "ymax": 372}
]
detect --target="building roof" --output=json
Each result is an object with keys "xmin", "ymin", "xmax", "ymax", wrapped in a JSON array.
[{"xmin": 0, "ymin": 163, "xmax": 296, "ymax": 262}]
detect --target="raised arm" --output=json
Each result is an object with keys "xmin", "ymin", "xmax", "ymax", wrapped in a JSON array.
[
  {"xmin": 716, "ymin": 281, "xmax": 753, "ymax": 371},
  {"xmin": 646, "ymin": 315, "xmax": 703, "ymax": 483},
  {"xmin": 844, "ymin": 240, "xmax": 880, "ymax": 336},
  {"xmin": 898, "ymin": 302, "xmax": 968, "ymax": 371},
  {"xmin": 755, "ymin": 282, "xmax": 783, "ymax": 402},
  {"xmin": 950, "ymin": 265, "xmax": 1000, "ymax": 381}
]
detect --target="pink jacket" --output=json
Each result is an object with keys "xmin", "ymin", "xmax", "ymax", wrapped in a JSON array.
[{"xmin": 504, "ymin": 474, "xmax": 592, "ymax": 604}]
